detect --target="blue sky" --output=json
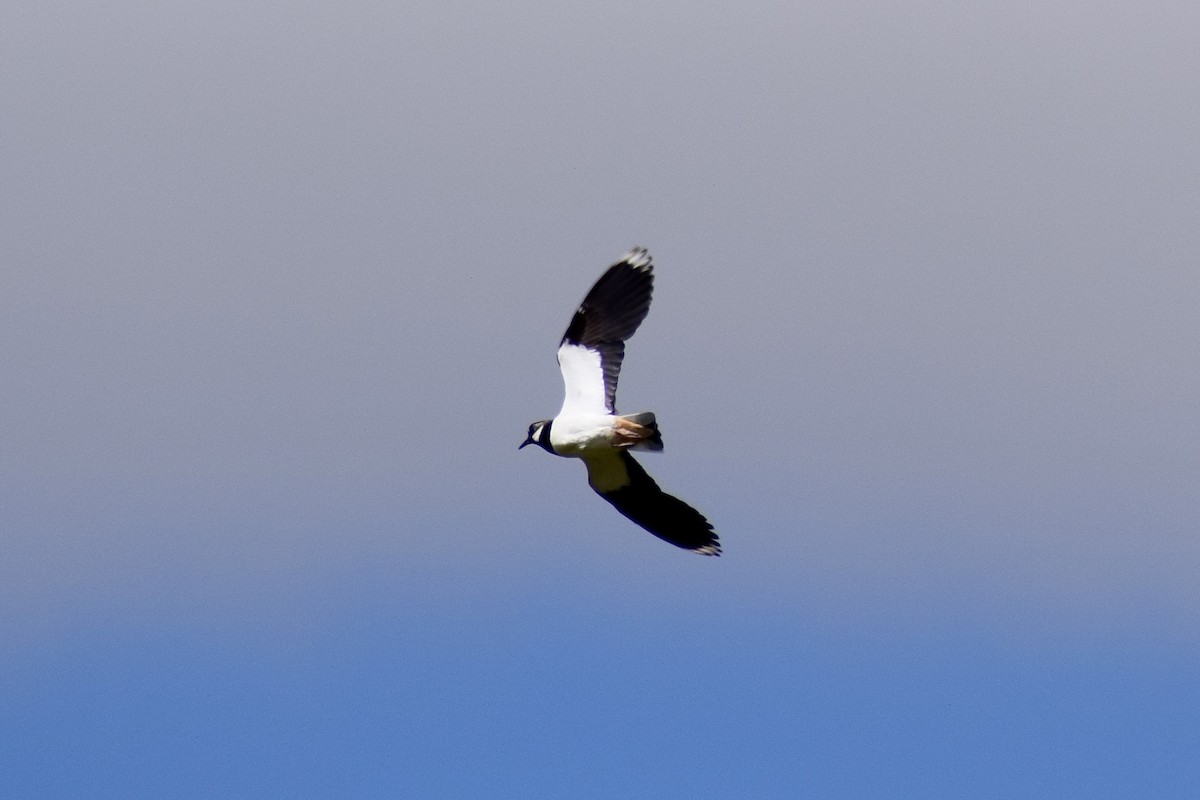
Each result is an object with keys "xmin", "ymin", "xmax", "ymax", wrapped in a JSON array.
[{"xmin": 3, "ymin": 1, "xmax": 1199, "ymax": 796}]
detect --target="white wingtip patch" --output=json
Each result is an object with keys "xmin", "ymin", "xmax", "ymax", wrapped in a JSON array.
[
  {"xmin": 695, "ymin": 544, "xmax": 722, "ymax": 556},
  {"xmin": 621, "ymin": 247, "xmax": 652, "ymax": 270}
]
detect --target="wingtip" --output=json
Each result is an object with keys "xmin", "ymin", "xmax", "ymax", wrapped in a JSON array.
[
  {"xmin": 694, "ymin": 543, "xmax": 722, "ymax": 557},
  {"xmin": 620, "ymin": 246, "xmax": 653, "ymax": 271}
]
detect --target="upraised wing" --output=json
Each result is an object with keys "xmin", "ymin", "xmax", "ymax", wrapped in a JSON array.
[{"xmin": 556, "ymin": 248, "xmax": 654, "ymax": 416}]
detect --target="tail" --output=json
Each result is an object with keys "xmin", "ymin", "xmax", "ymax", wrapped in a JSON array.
[{"xmin": 618, "ymin": 412, "xmax": 663, "ymax": 452}]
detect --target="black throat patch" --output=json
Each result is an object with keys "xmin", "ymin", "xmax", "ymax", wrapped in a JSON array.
[{"xmin": 536, "ymin": 419, "xmax": 555, "ymax": 454}]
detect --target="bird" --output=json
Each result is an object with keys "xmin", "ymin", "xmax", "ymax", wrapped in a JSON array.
[{"xmin": 521, "ymin": 247, "xmax": 720, "ymax": 555}]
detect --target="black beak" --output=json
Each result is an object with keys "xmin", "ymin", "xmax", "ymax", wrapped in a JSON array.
[{"xmin": 519, "ymin": 436, "xmax": 535, "ymax": 450}]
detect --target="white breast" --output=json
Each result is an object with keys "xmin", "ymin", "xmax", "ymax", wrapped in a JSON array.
[{"xmin": 549, "ymin": 413, "xmax": 618, "ymax": 457}]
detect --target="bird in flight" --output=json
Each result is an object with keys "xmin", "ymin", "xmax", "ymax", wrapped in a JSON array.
[{"xmin": 521, "ymin": 247, "xmax": 720, "ymax": 555}]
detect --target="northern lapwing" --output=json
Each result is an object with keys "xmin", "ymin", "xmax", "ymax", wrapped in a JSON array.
[{"xmin": 521, "ymin": 247, "xmax": 720, "ymax": 555}]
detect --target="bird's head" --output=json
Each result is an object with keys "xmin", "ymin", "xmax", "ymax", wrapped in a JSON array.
[{"xmin": 520, "ymin": 420, "xmax": 551, "ymax": 451}]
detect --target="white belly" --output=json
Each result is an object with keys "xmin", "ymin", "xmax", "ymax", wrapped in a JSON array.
[{"xmin": 549, "ymin": 414, "xmax": 617, "ymax": 457}]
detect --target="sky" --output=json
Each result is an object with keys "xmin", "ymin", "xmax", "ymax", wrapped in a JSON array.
[{"xmin": 2, "ymin": 1, "xmax": 1199, "ymax": 796}]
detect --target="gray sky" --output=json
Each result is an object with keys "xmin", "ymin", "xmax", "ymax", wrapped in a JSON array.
[{"xmin": 3, "ymin": 1, "xmax": 1198, "ymax": 640}]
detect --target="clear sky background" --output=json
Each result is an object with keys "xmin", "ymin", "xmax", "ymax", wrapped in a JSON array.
[{"xmin": 3, "ymin": 1, "xmax": 1198, "ymax": 797}]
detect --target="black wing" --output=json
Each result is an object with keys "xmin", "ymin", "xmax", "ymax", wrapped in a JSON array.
[
  {"xmin": 583, "ymin": 450, "xmax": 720, "ymax": 555},
  {"xmin": 557, "ymin": 247, "xmax": 654, "ymax": 415}
]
